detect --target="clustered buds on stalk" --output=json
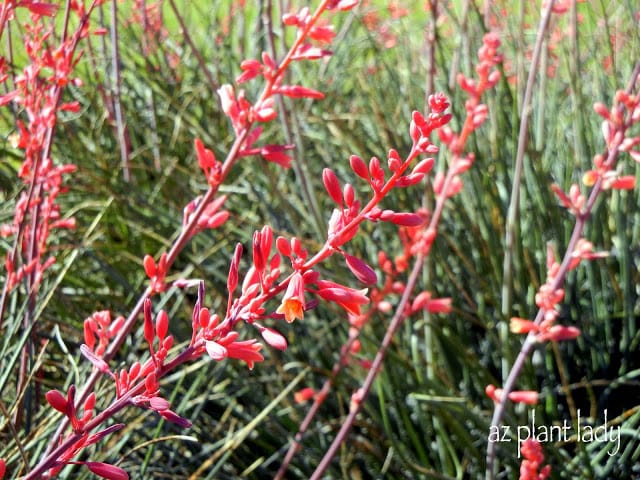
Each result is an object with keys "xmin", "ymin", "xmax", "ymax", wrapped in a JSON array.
[
  {"xmin": 0, "ymin": 1, "xmax": 101, "ymax": 293},
  {"xmin": 494, "ymin": 84, "xmax": 640, "ymax": 408},
  {"xmin": 519, "ymin": 439, "xmax": 551, "ymax": 480},
  {"xmin": 43, "ymin": 386, "xmax": 128, "ymax": 478},
  {"xmin": 553, "ymin": 91, "xmax": 640, "ymax": 214},
  {"xmin": 508, "ymin": 240, "xmax": 607, "ymax": 344}
]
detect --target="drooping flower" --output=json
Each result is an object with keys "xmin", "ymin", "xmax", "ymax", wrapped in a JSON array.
[
  {"xmin": 485, "ymin": 384, "xmax": 539, "ymax": 405},
  {"xmin": 294, "ymin": 387, "xmax": 316, "ymax": 404},
  {"xmin": 276, "ymin": 272, "xmax": 306, "ymax": 323}
]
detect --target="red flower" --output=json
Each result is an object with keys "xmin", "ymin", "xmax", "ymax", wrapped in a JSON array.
[
  {"xmin": 294, "ymin": 387, "xmax": 317, "ymax": 404},
  {"xmin": 205, "ymin": 332, "xmax": 264, "ymax": 369},
  {"xmin": 486, "ymin": 384, "xmax": 539, "ymax": 405},
  {"xmin": 519, "ymin": 439, "xmax": 551, "ymax": 480},
  {"xmin": 315, "ymin": 280, "xmax": 370, "ymax": 316}
]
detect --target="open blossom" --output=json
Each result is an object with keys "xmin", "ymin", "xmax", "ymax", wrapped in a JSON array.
[
  {"xmin": 294, "ymin": 387, "xmax": 317, "ymax": 404},
  {"xmin": 315, "ymin": 280, "xmax": 370, "ymax": 316},
  {"xmin": 276, "ymin": 272, "xmax": 306, "ymax": 323},
  {"xmin": 205, "ymin": 332, "xmax": 264, "ymax": 369}
]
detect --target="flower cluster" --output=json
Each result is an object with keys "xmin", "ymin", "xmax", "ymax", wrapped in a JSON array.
[
  {"xmin": 43, "ymin": 386, "xmax": 127, "ymax": 478},
  {"xmin": 509, "ymin": 240, "xmax": 607, "ymax": 343},
  {"xmin": 519, "ymin": 439, "xmax": 551, "ymax": 480},
  {"xmin": 0, "ymin": 1, "xmax": 107, "ymax": 293},
  {"xmin": 15, "ymin": 3, "xmax": 365, "ymax": 478}
]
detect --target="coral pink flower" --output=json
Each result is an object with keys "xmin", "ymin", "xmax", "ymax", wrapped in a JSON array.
[
  {"xmin": 519, "ymin": 439, "xmax": 551, "ymax": 480},
  {"xmin": 294, "ymin": 387, "xmax": 317, "ymax": 404},
  {"xmin": 276, "ymin": 272, "xmax": 306, "ymax": 323},
  {"xmin": 315, "ymin": 280, "xmax": 370, "ymax": 316},
  {"xmin": 205, "ymin": 333, "xmax": 264, "ymax": 370},
  {"xmin": 485, "ymin": 384, "xmax": 539, "ymax": 405}
]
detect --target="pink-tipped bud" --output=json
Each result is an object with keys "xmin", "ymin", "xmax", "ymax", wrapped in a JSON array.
[
  {"xmin": 276, "ymin": 236, "xmax": 291, "ymax": 256},
  {"xmin": 413, "ymin": 293, "xmax": 452, "ymax": 314},
  {"xmin": 380, "ymin": 210, "xmax": 426, "ymax": 227},
  {"xmin": 145, "ymin": 373, "xmax": 159, "ymax": 394},
  {"xmin": 129, "ymin": 362, "xmax": 141, "ymax": 381},
  {"xmin": 508, "ymin": 390, "xmax": 539, "ymax": 405},
  {"xmin": 199, "ymin": 308, "xmax": 211, "ymax": 329},
  {"xmin": 159, "ymin": 409, "xmax": 192, "ymax": 428},
  {"xmin": 452, "ymin": 156, "xmax": 474, "ymax": 175},
  {"xmin": 593, "ymin": 102, "xmax": 610, "ymax": 120},
  {"xmin": 205, "ymin": 341, "xmax": 228, "ymax": 360},
  {"xmin": 412, "ymin": 158, "xmax": 435, "ymax": 175},
  {"xmin": 253, "ymin": 231, "xmax": 266, "ymax": 271},
  {"xmin": 539, "ymin": 325, "xmax": 581, "ymax": 342},
  {"xmin": 260, "ymin": 225, "xmax": 273, "ymax": 258},
  {"xmin": 610, "ymin": 175, "xmax": 636, "ymax": 190},
  {"xmin": 387, "ymin": 149, "xmax": 402, "ymax": 172},
  {"xmin": 83, "ymin": 321, "xmax": 96, "ymax": 351},
  {"xmin": 487, "ymin": 70, "xmax": 501, "ymax": 86},
  {"xmin": 485, "ymin": 384, "xmax": 499, "ymax": 402},
  {"xmin": 84, "ymin": 393, "xmax": 96, "ymax": 413},
  {"xmin": 446, "ymin": 176, "xmax": 464, "ymax": 197},
  {"xmin": 227, "ymin": 243, "xmax": 243, "ymax": 293},
  {"xmin": 149, "ymin": 396, "xmax": 171, "ymax": 411},
  {"xmin": 282, "ymin": 13, "xmax": 299, "ymax": 26},
  {"xmin": 396, "ymin": 173, "xmax": 425, "ymax": 187},
  {"xmin": 260, "ymin": 327, "xmax": 288, "ymax": 351},
  {"xmin": 369, "ymin": 156, "xmax": 384, "ymax": 182},
  {"xmin": 262, "ymin": 51, "xmax": 276, "ymax": 71},
  {"xmin": 80, "ymin": 344, "xmax": 111, "ymax": 373}
]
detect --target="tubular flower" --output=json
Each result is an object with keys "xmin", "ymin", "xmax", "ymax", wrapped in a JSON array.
[{"xmin": 276, "ymin": 272, "xmax": 306, "ymax": 323}]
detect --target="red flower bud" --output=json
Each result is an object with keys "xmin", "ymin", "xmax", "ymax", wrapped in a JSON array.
[
  {"xmin": 45, "ymin": 389, "xmax": 68, "ymax": 414},
  {"xmin": 322, "ymin": 168, "xmax": 343, "ymax": 205},
  {"xmin": 159, "ymin": 409, "xmax": 192, "ymax": 428},
  {"xmin": 149, "ymin": 396, "xmax": 171, "ymax": 411},
  {"xmin": 85, "ymin": 462, "xmax": 129, "ymax": 480},
  {"xmin": 260, "ymin": 326, "xmax": 288, "ymax": 351},
  {"xmin": 156, "ymin": 310, "xmax": 169, "ymax": 341},
  {"xmin": 143, "ymin": 299, "xmax": 154, "ymax": 347},
  {"xmin": 344, "ymin": 253, "xmax": 377, "ymax": 285},
  {"xmin": 350, "ymin": 155, "xmax": 369, "ymax": 179}
]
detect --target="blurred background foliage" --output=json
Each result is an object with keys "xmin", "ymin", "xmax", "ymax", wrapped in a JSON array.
[{"xmin": 1, "ymin": 0, "xmax": 640, "ymax": 478}]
